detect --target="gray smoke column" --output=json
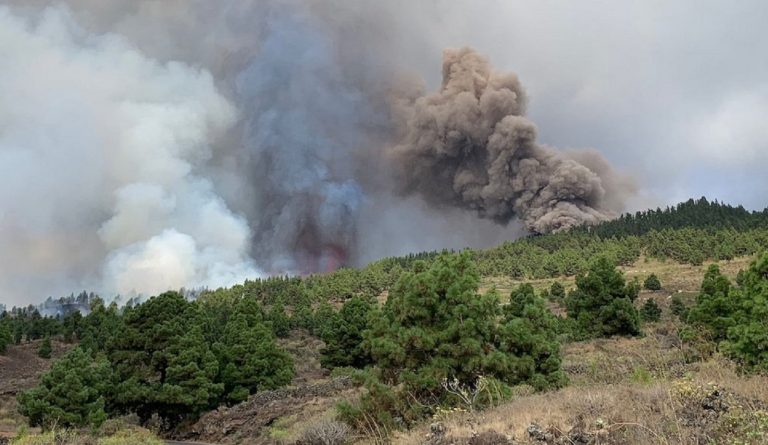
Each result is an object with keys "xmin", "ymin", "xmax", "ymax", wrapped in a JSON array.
[
  {"xmin": 390, "ymin": 48, "xmax": 633, "ymax": 233},
  {"xmin": 235, "ymin": 6, "xmax": 375, "ymax": 273}
]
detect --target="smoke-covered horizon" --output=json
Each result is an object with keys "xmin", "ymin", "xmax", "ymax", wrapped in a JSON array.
[
  {"xmin": 14, "ymin": 0, "xmax": 754, "ymax": 306},
  {"xmin": 0, "ymin": 1, "xmax": 636, "ymax": 305}
]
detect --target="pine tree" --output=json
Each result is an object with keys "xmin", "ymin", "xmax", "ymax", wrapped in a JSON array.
[
  {"xmin": 108, "ymin": 291, "xmax": 197, "ymax": 421},
  {"xmin": 320, "ymin": 297, "xmax": 373, "ymax": 369},
  {"xmin": 550, "ymin": 281, "xmax": 566, "ymax": 300},
  {"xmin": 643, "ymin": 274, "xmax": 662, "ymax": 291},
  {"xmin": 267, "ymin": 303, "xmax": 291, "ymax": 338},
  {"xmin": 721, "ymin": 253, "xmax": 768, "ymax": 371},
  {"xmin": 640, "ymin": 299, "xmax": 662, "ymax": 322},
  {"xmin": 155, "ymin": 326, "xmax": 224, "ymax": 420},
  {"xmin": 566, "ymin": 257, "xmax": 641, "ymax": 338},
  {"xmin": 18, "ymin": 347, "xmax": 112, "ymax": 429},
  {"xmin": 361, "ymin": 252, "xmax": 565, "ymax": 425},
  {"xmin": 215, "ymin": 314, "xmax": 294, "ymax": 404},
  {"xmin": 0, "ymin": 322, "xmax": 11, "ymax": 354},
  {"xmin": 37, "ymin": 335, "xmax": 52, "ymax": 359},
  {"xmin": 499, "ymin": 284, "xmax": 568, "ymax": 390},
  {"xmin": 687, "ymin": 265, "xmax": 736, "ymax": 341}
]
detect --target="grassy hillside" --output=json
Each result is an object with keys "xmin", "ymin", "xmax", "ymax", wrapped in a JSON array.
[
  {"xmin": 394, "ymin": 257, "xmax": 768, "ymax": 445},
  {"xmin": 2, "ymin": 198, "xmax": 767, "ymax": 445}
]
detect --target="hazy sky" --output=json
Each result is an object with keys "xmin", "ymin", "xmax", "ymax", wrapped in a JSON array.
[{"xmin": 1, "ymin": 0, "xmax": 766, "ymax": 305}]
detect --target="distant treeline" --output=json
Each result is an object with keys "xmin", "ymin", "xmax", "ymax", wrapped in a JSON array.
[
  {"xmin": 574, "ymin": 197, "xmax": 768, "ymax": 238},
  {"xmin": 3, "ymin": 197, "xmax": 768, "ymax": 316}
]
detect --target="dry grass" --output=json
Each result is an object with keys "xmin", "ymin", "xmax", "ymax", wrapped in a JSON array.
[
  {"xmin": 392, "ymin": 355, "xmax": 768, "ymax": 445},
  {"xmin": 481, "ymin": 256, "xmax": 753, "ymax": 297},
  {"xmin": 388, "ymin": 256, "xmax": 768, "ymax": 445}
]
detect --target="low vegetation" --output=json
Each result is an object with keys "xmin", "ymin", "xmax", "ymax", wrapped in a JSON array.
[{"xmin": 1, "ymin": 197, "xmax": 766, "ymax": 444}]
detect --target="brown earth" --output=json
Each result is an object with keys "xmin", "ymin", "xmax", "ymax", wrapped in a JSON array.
[
  {"xmin": 179, "ymin": 377, "xmax": 359, "ymax": 445},
  {"xmin": 0, "ymin": 340, "xmax": 72, "ymax": 439},
  {"xmin": 175, "ymin": 330, "xmax": 360, "ymax": 445},
  {"xmin": 2, "ymin": 256, "xmax": 763, "ymax": 445}
]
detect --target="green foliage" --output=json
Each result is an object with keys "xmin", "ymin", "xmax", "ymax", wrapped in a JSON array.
[
  {"xmin": 320, "ymin": 297, "xmax": 374, "ymax": 369},
  {"xmin": 18, "ymin": 347, "xmax": 112, "ymax": 429},
  {"xmin": 18, "ymin": 290, "xmax": 297, "ymax": 428},
  {"xmin": 500, "ymin": 284, "xmax": 568, "ymax": 390},
  {"xmin": 549, "ymin": 281, "xmax": 566, "ymax": 300},
  {"xmin": 630, "ymin": 366, "xmax": 653, "ymax": 384},
  {"xmin": 687, "ymin": 265, "xmax": 736, "ymax": 341},
  {"xmin": 215, "ymin": 314, "xmax": 294, "ymax": 404},
  {"xmin": 681, "ymin": 253, "xmax": 768, "ymax": 371},
  {"xmin": 357, "ymin": 252, "xmax": 565, "ymax": 429},
  {"xmin": 0, "ymin": 319, "xmax": 11, "ymax": 354},
  {"xmin": 573, "ymin": 197, "xmax": 768, "ymax": 238},
  {"xmin": 37, "ymin": 336, "xmax": 52, "ymax": 359},
  {"xmin": 566, "ymin": 257, "xmax": 641, "ymax": 339},
  {"xmin": 670, "ymin": 295, "xmax": 688, "ymax": 319},
  {"xmin": 267, "ymin": 303, "xmax": 291, "ymax": 338},
  {"xmin": 721, "ymin": 253, "xmax": 768, "ymax": 372},
  {"xmin": 365, "ymin": 253, "xmax": 503, "ymax": 389},
  {"xmin": 640, "ymin": 299, "xmax": 662, "ymax": 322},
  {"xmin": 643, "ymin": 273, "xmax": 662, "ymax": 291},
  {"xmin": 107, "ymin": 292, "xmax": 223, "ymax": 422}
]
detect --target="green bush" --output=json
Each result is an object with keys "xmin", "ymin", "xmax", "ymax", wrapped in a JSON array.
[
  {"xmin": 566, "ymin": 257, "xmax": 641, "ymax": 338},
  {"xmin": 640, "ymin": 299, "xmax": 662, "ymax": 322},
  {"xmin": 687, "ymin": 265, "xmax": 736, "ymax": 341},
  {"xmin": 351, "ymin": 252, "xmax": 565, "ymax": 430},
  {"xmin": 37, "ymin": 336, "xmax": 52, "ymax": 359},
  {"xmin": 549, "ymin": 281, "xmax": 566, "ymax": 300},
  {"xmin": 721, "ymin": 253, "xmax": 768, "ymax": 371},
  {"xmin": 18, "ymin": 347, "xmax": 112, "ymax": 429},
  {"xmin": 643, "ymin": 274, "xmax": 662, "ymax": 291},
  {"xmin": 320, "ymin": 296, "xmax": 374, "ymax": 369},
  {"xmin": 670, "ymin": 295, "xmax": 688, "ymax": 319}
]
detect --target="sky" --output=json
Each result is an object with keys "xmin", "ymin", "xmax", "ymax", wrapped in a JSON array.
[{"xmin": 0, "ymin": 0, "xmax": 767, "ymax": 306}]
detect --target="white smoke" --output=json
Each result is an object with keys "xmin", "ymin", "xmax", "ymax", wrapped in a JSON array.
[
  {"xmin": 0, "ymin": 1, "xmax": 639, "ymax": 306},
  {"xmin": 0, "ymin": 6, "xmax": 258, "ymax": 304}
]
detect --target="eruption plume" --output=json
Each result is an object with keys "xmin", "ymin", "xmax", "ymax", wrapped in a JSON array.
[
  {"xmin": 0, "ymin": 2, "xmax": 635, "ymax": 306},
  {"xmin": 390, "ymin": 48, "xmax": 633, "ymax": 233}
]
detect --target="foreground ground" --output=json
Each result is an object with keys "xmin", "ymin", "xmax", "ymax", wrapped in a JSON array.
[{"xmin": 2, "ymin": 257, "xmax": 765, "ymax": 444}]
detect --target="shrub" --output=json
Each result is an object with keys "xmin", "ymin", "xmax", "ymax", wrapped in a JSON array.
[
  {"xmin": 298, "ymin": 420, "xmax": 351, "ymax": 445},
  {"xmin": 353, "ymin": 252, "xmax": 565, "ymax": 430},
  {"xmin": 18, "ymin": 347, "xmax": 112, "ymax": 429},
  {"xmin": 566, "ymin": 257, "xmax": 641, "ymax": 338},
  {"xmin": 320, "ymin": 297, "xmax": 374, "ymax": 369},
  {"xmin": 37, "ymin": 336, "xmax": 52, "ymax": 359},
  {"xmin": 549, "ymin": 281, "xmax": 566, "ymax": 300},
  {"xmin": 721, "ymin": 253, "xmax": 768, "ymax": 371},
  {"xmin": 670, "ymin": 295, "xmax": 688, "ymax": 319},
  {"xmin": 643, "ymin": 274, "xmax": 662, "ymax": 291},
  {"xmin": 687, "ymin": 265, "xmax": 736, "ymax": 341},
  {"xmin": 640, "ymin": 299, "xmax": 662, "ymax": 322}
]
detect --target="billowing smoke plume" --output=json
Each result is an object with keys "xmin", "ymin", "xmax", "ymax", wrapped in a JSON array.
[
  {"xmin": 0, "ymin": 5, "xmax": 257, "ymax": 301},
  {"xmin": 0, "ymin": 2, "xmax": 634, "ymax": 306},
  {"xmin": 236, "ymin": 7, "xmax": 371, "ymax": 273},
  {"xmin": 390, "ymin": 48, "xmax": 633, "ymax": 233}
]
